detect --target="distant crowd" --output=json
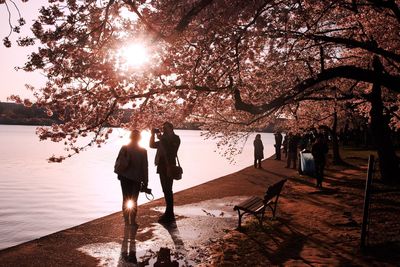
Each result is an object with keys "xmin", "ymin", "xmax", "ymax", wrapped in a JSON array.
[{"xmin": 254, "ymin": 130, "xmax": 329, "ymax": 189}]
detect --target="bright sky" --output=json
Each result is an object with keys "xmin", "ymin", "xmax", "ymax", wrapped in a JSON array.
[
  {"xmin": 0, "ymin": 1, "xmax": 149, "ymax": 102},
  {"xmin": 0, "ymin": 1, "xmax": 48, "ymax": 102}
]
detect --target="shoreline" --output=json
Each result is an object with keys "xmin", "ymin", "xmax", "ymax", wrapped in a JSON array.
[
  {"xmin": 0, "ymin": 125, "xmax": 276, "ymax": 252},
  {"xmin": 1, "ymin": 150, "xmax": 399, "ymax": 266},
  {"xmin": 0, "ymin": 155, "xmax": 281, "ymax": 266},
  {"xmin": 0, "ymin": 157, "xmax": 260, "ymax": 253}
]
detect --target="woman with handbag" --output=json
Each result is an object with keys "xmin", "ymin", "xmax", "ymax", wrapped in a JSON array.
[
  {"xmin": 150, "ymin": 122, "xmax": 181, "ymax": 223},
  {"xmin": 114, "ymin": 130, "xmax": 148, "ymax": 226}
]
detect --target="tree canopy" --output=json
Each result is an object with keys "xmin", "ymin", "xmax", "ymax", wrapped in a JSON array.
[{"xmin": 4, "ymin": 0, "xmax": 400, "ymax": 162}]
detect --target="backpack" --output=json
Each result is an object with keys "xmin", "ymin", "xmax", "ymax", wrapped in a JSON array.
[{"xmin": 114, "ymin": 146, "xmax": 129, "ymax": 174}]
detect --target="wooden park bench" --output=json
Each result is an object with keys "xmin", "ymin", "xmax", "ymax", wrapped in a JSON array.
[{"xmin": 233, "ymin": 179, "xmax": 287, "ymax": 228}]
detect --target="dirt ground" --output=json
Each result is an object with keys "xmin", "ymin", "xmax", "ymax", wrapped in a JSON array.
[{"xmin": 200, "ymin": 149, "xmax": 400, "ymax": 266}]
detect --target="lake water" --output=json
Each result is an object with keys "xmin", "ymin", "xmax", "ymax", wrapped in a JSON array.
[{"xmin": 0, "ymin": 125, "xmax": 275, "ymax": 250}]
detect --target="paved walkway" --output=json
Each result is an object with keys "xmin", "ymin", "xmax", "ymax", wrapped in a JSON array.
[{"xmin": 1, "ymin": 155, "xmax": 399, "ymax": 266}]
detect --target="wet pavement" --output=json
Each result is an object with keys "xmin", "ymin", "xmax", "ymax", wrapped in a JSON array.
[{"xmin": 77, "ymin": 196, "xmax": 248, "ymax": 266}]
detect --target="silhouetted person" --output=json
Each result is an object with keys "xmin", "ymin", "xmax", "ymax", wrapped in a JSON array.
[
  {"xmin": 312, "ymin": 135, "xmax": 329, "ymax": 188},
  {"xmin": 253, "ymin": 134, "xmax": 264, "ymax": 169},
  {"xmin": 274, "ymin": 131, "xmax": 283, "ymax": 160},
  {"xmin": 286, "ymin": 133, "xmax": 299, "ymax": 169},
  {"xmin": 298, "ymin": 134, "xmax": 308, "ymax": 151},
  {"xmin": 282, "ymin": 134, "xmax": 288, "ymax": 159},
  {"xmin": 150, "ymin": 122, "xmax": 180, "ymax": 223},
  {"xmin": 115, "ymin": 130, "xmax": 148, "ymax": 226}
]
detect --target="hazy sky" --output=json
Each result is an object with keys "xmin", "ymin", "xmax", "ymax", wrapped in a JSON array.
[{"xmin": 0, "ymin": 1, "xmax": 48, "ymax": 102}]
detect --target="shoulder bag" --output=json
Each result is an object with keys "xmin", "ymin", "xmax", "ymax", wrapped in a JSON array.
[{"xmin": 167, "ymin": 156, "xmax": 183, "ymax": 180}]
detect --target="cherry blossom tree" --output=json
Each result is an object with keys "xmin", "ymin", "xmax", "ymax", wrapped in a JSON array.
[
  {"xmin": 6, "ymin": 0, "xmax": 400, "ymax": 182},
  {"xmin": 278, "ymin": 97, "xmax": 350, "ymax": 165},
  {"xmin": 1, "ymin": 0, "xmax": 33, "ymax": 47}
]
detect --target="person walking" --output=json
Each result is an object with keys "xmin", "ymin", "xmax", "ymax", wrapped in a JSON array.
[
  {"xmin": 312, "ymin": 135, "xmax": 329, "ymax": 188},
  {"xmin": 274, "ymin": 131, "xmax": 283, "ymax": 160},
  {"xmin": 150, "ymin": 122, "xmax": 181, "ymax": 223},
  {"xmin": 114, "ymin": 130, "xmax": 148, "ymax": 226},
  {"xmin": 253, "ymin": 134, "xmax": 264, "ymax": 169},
  {"xmin": 286, "ymin": 133, "xmax": 299, "ymax": 169}
]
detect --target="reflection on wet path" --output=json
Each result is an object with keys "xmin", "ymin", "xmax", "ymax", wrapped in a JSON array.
[
  {"xmin": 119, "ymin": 225, "xmax": 139, "ymax": 265},
  {"xmin": 78, "ymin": 196, "xmax": 249, "ymax": 266}
]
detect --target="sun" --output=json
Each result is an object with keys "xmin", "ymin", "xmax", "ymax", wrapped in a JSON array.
[
  {"xmin": 116, "ymin": 129, "xmax": 150, "ymax": 148},
  {"xmin": 139, "ymin": 129, "xmax": 151, "ymax": 148},
  {"xmin": 121, "ymin": 43, "xmax": 149, "ymax": 67}
]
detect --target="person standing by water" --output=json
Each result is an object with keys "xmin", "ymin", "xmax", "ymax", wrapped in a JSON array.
[
  {"xmin": 114, "ymin": 130, "xmax": 148, "ymax": 226},
  {"xmin": 274, "ymin": 131, "xmax": 283, "ymax": 160},
  {"xmin": 282, "ymin": 134, "xmax": 288, "ymax": 159},
  {"xmin": 150, "ymin": 122, "xmax": 181, "ymax": 223},
  {"xmin": 312, "ymin": 135, "xmax": 329, "ymax": 188},
  {"xmin": 286, "ymin": 133, "xmax": 299, "ymax": 169},
  {"xmin": 253, "ymin": 134, "xmax": 264, "ymax": 169}
]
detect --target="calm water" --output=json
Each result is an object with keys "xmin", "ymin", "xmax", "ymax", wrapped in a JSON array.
[{"xmin": 0, "ymin": 125, "xmax": 274, "ymax": 250}]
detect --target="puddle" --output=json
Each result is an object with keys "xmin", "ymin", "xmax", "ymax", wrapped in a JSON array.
[
  {"xmin": 153, "ymin": 196, "xmax": 249, "ymax": 219},
  {"xmin": 78, "ymin": 196, "xmax": 249, "ymax": 266},
  {"xmin": 78, "ymin": 241, "xmax": 195, "ymax": 267}
]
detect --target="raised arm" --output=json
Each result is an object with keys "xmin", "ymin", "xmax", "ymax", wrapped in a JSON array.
[{"xmin": 149, "ymin": 132, "xmax": 159, "ymax": 149}]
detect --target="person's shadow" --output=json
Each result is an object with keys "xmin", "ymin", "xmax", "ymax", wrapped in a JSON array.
[
  {"xmin": 118, "ymin": 224, "xmax": 147, "ymax": 266},
  {"xmin": 159, "ymin": 220, "xmax": 185, "ymax": 252},
  {"xmin": 156, "ymin": 220, "xmax": 186, "ymax": 266}
]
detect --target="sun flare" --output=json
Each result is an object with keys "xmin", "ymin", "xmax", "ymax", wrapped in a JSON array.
[
  {"xmin": 121, "ymin": 43, "xmax": 149, "ymax": 67},
  {"xmin": 139, "ymin": 130, "xmax": 151, "ymax": 148},
  {"xmin": 117, "ymin": 129, "xmax": 150, "ymax": 148},
  {"xmin": 126, "ymin": 200, "xmax": 134, "ymax": 209}
]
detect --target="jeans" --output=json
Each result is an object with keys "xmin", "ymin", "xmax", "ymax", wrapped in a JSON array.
[
  {"xmin": 159, "ymin": 171, "xmax": 174, "ymax": 216},
  {"xmin": 120, "ymin": 178, "xmax": 140, "ymax": 224}
]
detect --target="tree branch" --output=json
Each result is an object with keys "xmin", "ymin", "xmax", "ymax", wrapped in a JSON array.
[
  {"xmin": 309, "ymin": 34, "xmax": 400, "ymax": 63},
  {"xmin": 234, "ymin": 65, "xmax": 400, "ymax": 115},
  {"xmin": 174, "ymin": 0, "xmax": 214, "ymax": 33}
]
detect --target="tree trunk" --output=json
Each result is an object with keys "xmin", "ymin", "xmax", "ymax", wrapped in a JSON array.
[
  {"xmin": 320, "ymin": 122, "xmax": 343, "ymax": 165},
  {"xmin": 369, "ymin": 57, "xmax": 399, "ymax": 184},
  {"xmin": 331, "ymin": 110, "xmax": 344, "ymax": 165}
]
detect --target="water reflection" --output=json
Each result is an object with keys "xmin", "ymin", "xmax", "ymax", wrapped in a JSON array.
[
  {"xmin": 119, "ymin": 224, "xmax": 139, "ymax": 265},
  {"xmin": 159, "ymin": 220, "xmax": 185, "ymax": 252},
  {"xmin": 118, "ymin": 221, "xmax": 188, "ymax": 267}
]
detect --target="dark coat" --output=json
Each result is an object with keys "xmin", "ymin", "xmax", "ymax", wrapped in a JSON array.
[
  {"xmin": 311, "ymin": 141, "xmax": 329, "ymax": 163},
  {"xmin": 116, "ymin": 144, "xmax": 148, "ymax": 184},
  {"xmin": 274, "ymin": 132, "xmax": 283, "ymax": 146},
  {"xmin": 288, "ymin": 135, "xmax": 299, "ymax": 153},
  {"xmin": 150, "ymin": 133, "xmax": 181, "ymax": 174},
  {"xmin": 254, "ymin": 139, "xmax": 264, "ymax": 159}
]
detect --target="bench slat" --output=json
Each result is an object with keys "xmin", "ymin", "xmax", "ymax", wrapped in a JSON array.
[
  {"xmin": 237, "ymin": 196, "xmax": 260, "ymax": 207},
  {"xmin": 234, "ymin": 179, "xmax": 287, "ymax": 228},
  {"xmin": 235, "ymin": 198, "xmax": 264, "ymax": 214},
  {"xmin": 235, "ymin": 197, "xmax": 263, "ymax": 209}
]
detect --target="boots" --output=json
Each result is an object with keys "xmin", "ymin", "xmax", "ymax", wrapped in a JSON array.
[{"xmin": 158, "ymin": 193, "xmax": 175, "ymax": 223}]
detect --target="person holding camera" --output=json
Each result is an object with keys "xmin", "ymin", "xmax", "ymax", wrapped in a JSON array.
[
  {"xmin": 114, "ymin": 130, "xmax": 148, "ymax": 226},
  {"xmin": 150, "ymin": 122, "xmax": 181, "ymax": 223}
]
